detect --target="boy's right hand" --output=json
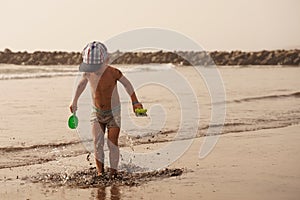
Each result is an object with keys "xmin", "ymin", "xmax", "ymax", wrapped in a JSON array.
[{"xmin": 69, "ymin": 102, "xmax": 78, "ymax": 113}]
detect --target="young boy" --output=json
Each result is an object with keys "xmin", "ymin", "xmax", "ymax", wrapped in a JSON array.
[{"xmin": 69, "ymin": 41, "xmax": 143, "ymax": 177}]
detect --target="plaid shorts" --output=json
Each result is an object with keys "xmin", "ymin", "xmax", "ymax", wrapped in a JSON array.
[{"xmin": 90, "ymin": 106, "xmax": 121, "ymax": 128}]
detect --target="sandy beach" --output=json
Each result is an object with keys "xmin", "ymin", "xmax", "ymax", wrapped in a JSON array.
[
  {"xmin": 1, "ymin": 125, "xmax": 299, "ymax": 199},
  {"xmin": 0, "ymin": 64, "xmax": 299, "ymax": 199}
]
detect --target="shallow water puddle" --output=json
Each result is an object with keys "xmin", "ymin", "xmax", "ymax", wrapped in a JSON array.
[{"xmin": 28, "ymin": 167, "xmax": 184, "ymax": 188}]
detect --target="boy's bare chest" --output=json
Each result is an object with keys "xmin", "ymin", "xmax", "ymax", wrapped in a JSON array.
[{"xmin": 89, "ymin": 73, "xmax": 116, "ymax": 92}]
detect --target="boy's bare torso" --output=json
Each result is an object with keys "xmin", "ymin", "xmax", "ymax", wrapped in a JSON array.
[{"xmin": 85, "ymin": 66, "xmax": 122, "ymax": 110}]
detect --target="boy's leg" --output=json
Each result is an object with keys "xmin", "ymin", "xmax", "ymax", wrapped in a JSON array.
[
  {"xmin": 92, "ymin": 121, "xmax": 106, "ymax": 175},
  {"xmin": 107, "ymin": 127, "xmax": 120, "ymax": 176}
]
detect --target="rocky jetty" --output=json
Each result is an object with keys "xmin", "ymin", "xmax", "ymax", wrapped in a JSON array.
[{"xmin": 0, "ymin": 48, "xmax": 299, "ymax": 66}]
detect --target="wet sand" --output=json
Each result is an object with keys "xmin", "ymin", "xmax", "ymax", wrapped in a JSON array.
[{"xmin": 1, "ymin": 125, "xmax": 299, "ymax": 199}]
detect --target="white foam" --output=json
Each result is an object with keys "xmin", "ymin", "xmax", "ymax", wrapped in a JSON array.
[
  {"xmin": 0, "ymin": 72, "xmax": 78, "ymax": 80},
  {"xmin": 119, "ymin": 63, "xmax": 175, "ymax": 73},
  {"xmin": 0, "ymin": 64, "xmax": 175, "ymax": 80}
]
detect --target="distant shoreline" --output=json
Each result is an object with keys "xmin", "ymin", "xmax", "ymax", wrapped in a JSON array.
[{"xmin": 0, "ymin": 49, "xmax": 299, "ymax": 66}]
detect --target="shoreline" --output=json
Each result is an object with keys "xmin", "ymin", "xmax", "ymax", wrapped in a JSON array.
[
  {"xmin": 1, "ymin": 122, "xmax": 297, "ymax": 170},
  {"xmin": 0, "ymin": 49, "xmax": 299, "ymax": 66}
]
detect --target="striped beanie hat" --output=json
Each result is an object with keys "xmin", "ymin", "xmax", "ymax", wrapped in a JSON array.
[{"xmin": 79, "ymin": 41, "xmax": 108, "ymax": 72}]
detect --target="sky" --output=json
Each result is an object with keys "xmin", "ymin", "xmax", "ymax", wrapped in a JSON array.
[{"xmin": 0, "ymin": 0, "xmax": 299, "ymax": 52}]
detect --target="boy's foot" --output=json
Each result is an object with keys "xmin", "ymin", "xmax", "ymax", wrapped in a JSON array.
[
  {"xmin": 97, "ymin": 172, "xmax": 104, "ymax": 176},
  {"xmin": 95, "ymin": 170, "xmax": 104, "ymax": 178},
  {"xmin": 109, "ymin": 168, "xmax": 117, "ymax": 179},
  {"xmin": 109, "ymin": 170, "xmax": 123, "ymax": 180},
  {"xmin": 95, "ymin": 172, "xmax": 110, "ymax": 181}
]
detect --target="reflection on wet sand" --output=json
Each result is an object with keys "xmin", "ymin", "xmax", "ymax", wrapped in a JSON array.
[
  {"xmin": 110, "ymin": 185, "xmax": 121, "ymax": 200},
  {"xmin": 93, "ymin": 185, "xmax": 121, "ymax": 200}
]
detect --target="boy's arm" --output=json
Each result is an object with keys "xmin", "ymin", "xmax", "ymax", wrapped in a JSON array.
[
  {"xmin": 119, "ymin": 75, "xmax": 143, "ymax": 111},
  {"xmin": 69, "ymin": 74, "xmax": 88, "ymax": 113}
]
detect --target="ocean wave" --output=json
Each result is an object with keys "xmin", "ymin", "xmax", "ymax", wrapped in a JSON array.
[
  {"xmin": 0, "ymin": 72, "xmax": 79, "ymax": 80},
  {"xmin": 0, "ymin": 140, "xmax": 83, "ymax": 153},
  {"xmin": 0, "ymin": 64, "xmax": 175, "ymax": 80},
  {"xmin": 212, "ymin": 91, "xmax": 300, "ymax": 105},
  {"xmin": 229, "ymin": 91, "xmax": 300, "ymax": 103},
  {"xmin": 121, "ymin": 63, "xmax": 175, "ymax": 73},
  {"xmin": 217, "ymin": 65, "xmax": 295, "ymax": 69}
]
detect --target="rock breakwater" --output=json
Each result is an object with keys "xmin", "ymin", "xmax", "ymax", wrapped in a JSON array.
[{"xmin": 0, "ymin": 49, "xmax": 299, "ymax": 66}]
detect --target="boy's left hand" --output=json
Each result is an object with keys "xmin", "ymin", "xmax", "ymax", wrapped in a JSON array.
[{"xmin": 133, "ymin": 102, "xmax": 143, "ymax": 112}]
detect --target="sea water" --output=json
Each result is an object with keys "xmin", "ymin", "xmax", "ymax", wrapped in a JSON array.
[{"xmin": 0, "ymin": 64, "xmax": 299, "ymax": 169}]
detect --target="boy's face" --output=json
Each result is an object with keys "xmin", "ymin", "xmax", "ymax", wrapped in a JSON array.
[
  {"xmin": 91, "ymin": 56, "xmax": 109, "ymax": 74},
  {"xmin": 104, "ymin": 56, "xmax": 109, "ymax": 65},
  {"xmin": 94, "ymin": 66, "xmax": 104, "ymax": 74}
]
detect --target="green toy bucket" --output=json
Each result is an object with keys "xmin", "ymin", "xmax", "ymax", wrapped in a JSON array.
[{"xmin": 68, "ymin": 113, "xmax": 78, "ymax": 129}]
